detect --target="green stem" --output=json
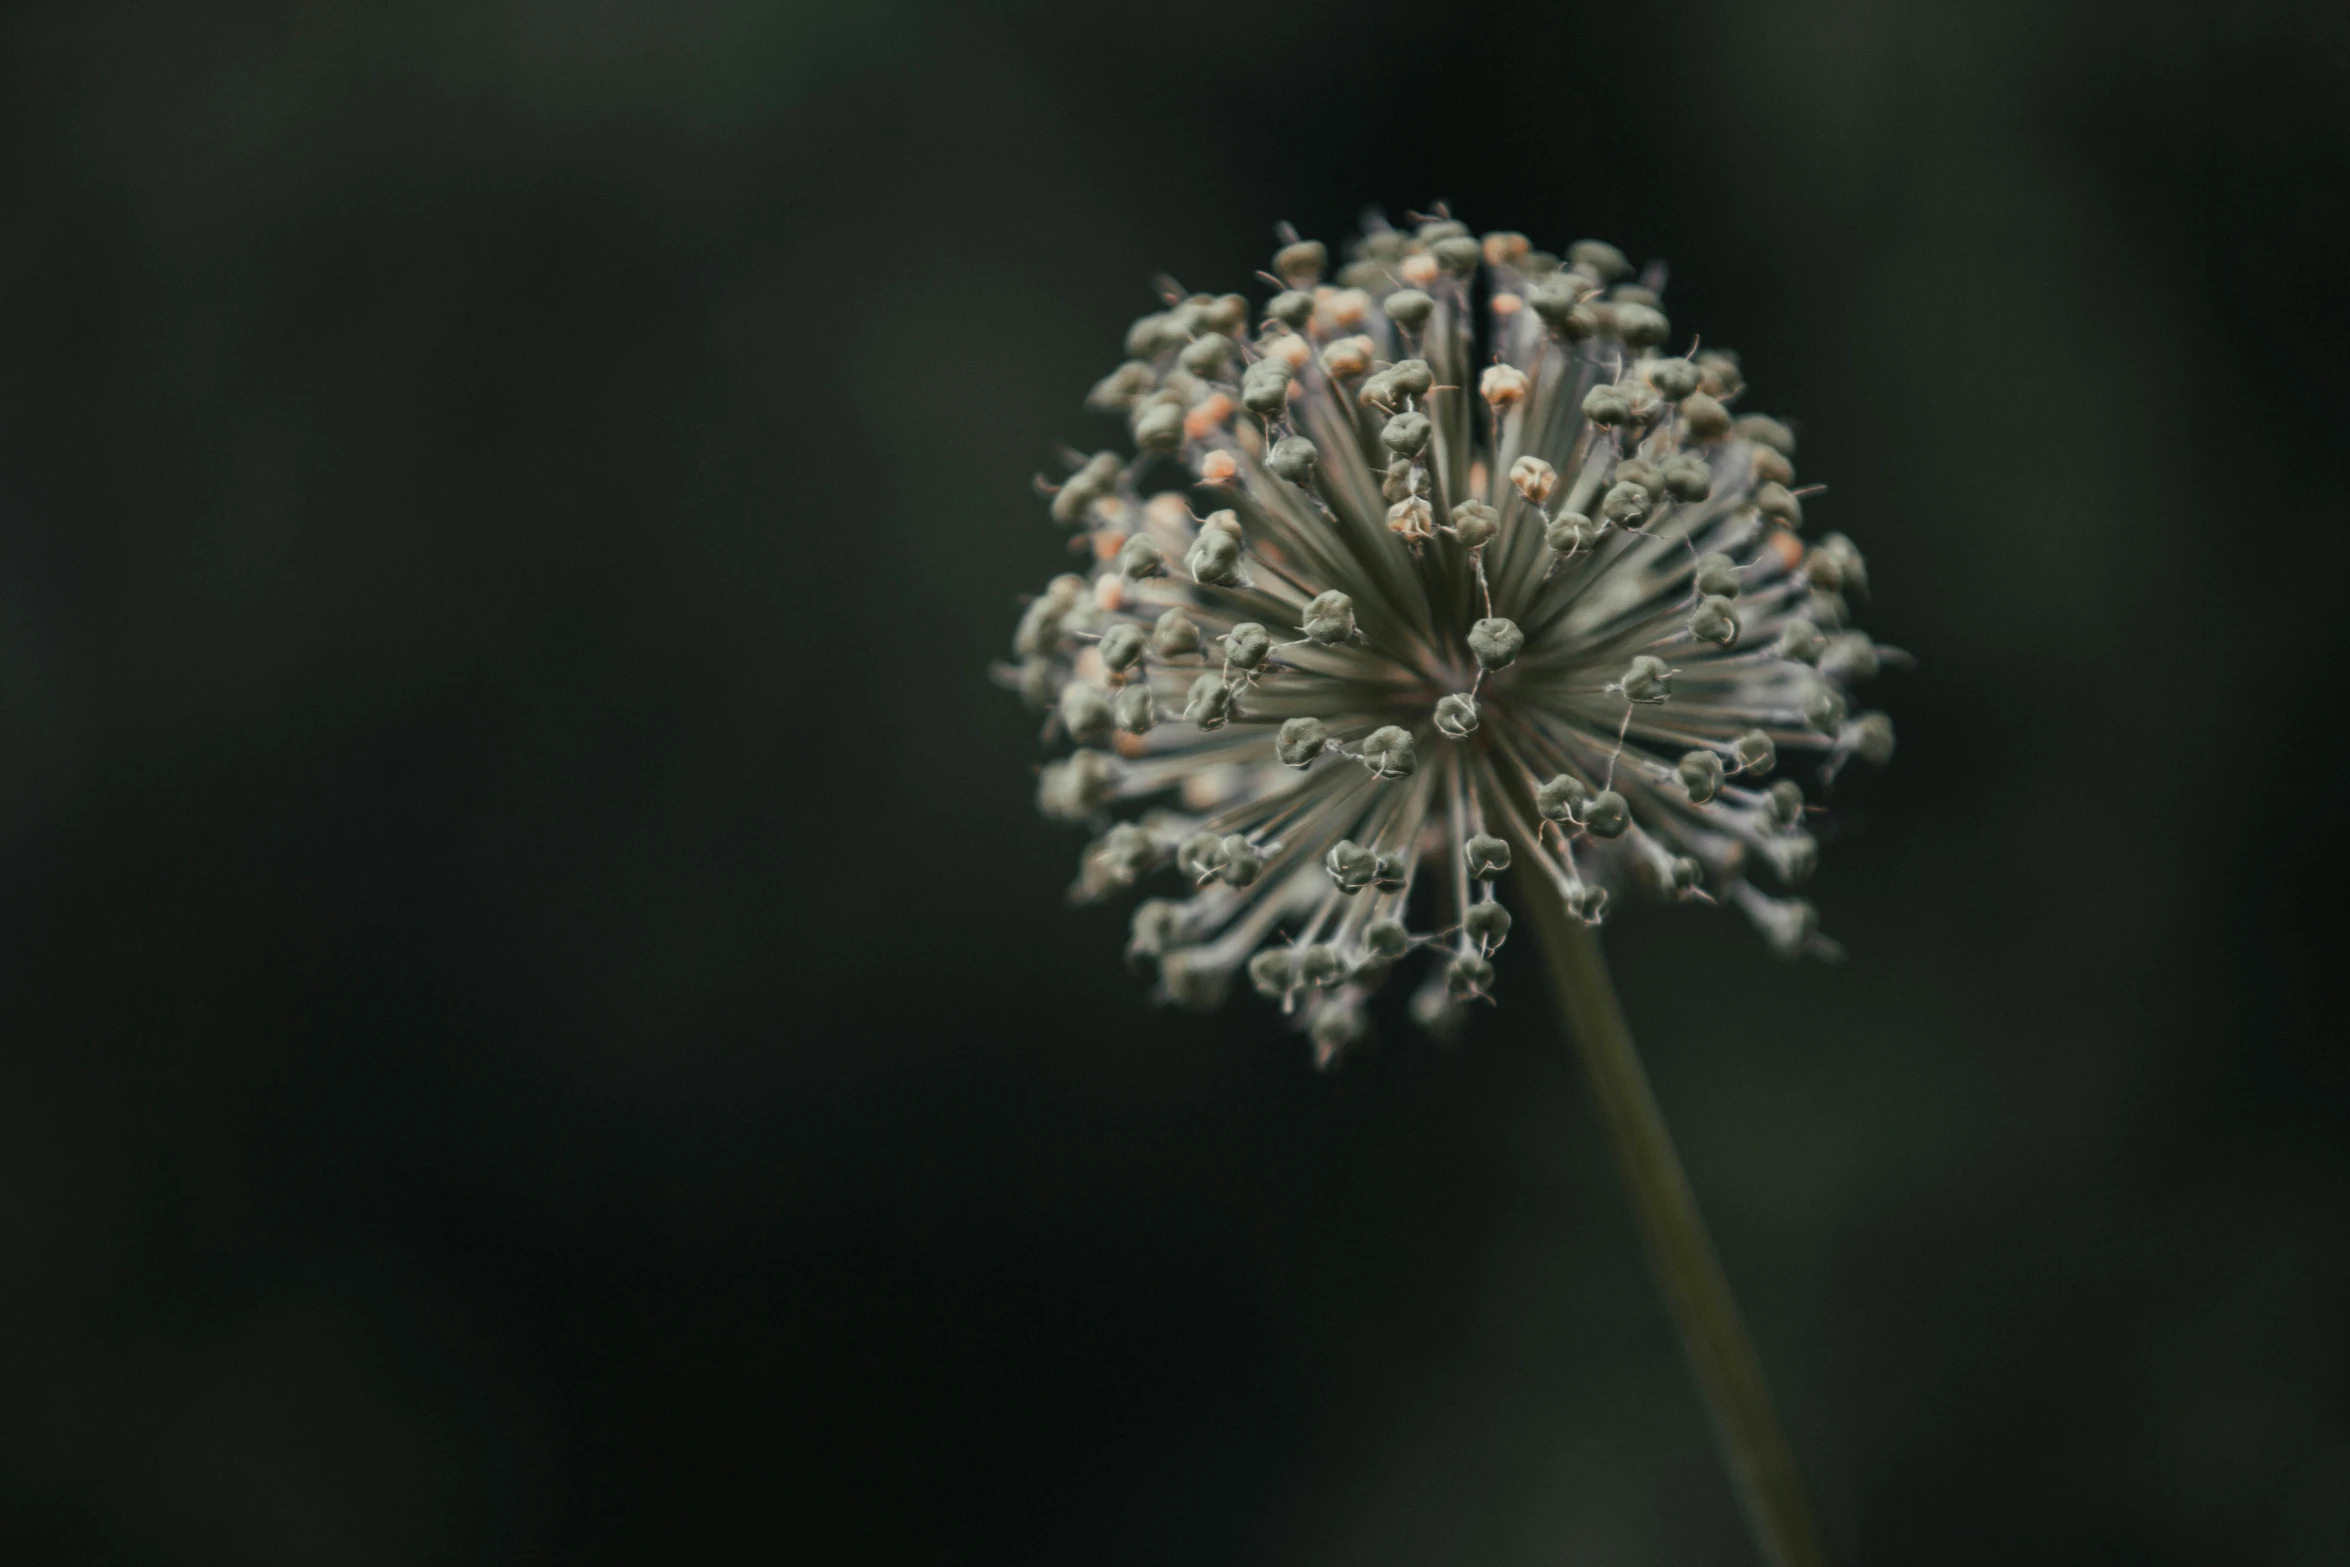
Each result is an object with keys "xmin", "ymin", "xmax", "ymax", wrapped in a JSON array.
[{"xmin": 1519, "ymin": 878, "xmax": 1834, "ymax": 1567}]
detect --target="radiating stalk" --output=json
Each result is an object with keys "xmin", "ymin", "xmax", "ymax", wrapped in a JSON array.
[{"xmin": 1519, "ymin": 877, "xmax": 1834, "ymax": 1567}]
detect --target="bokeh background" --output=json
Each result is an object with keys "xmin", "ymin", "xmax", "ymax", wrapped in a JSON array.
[{"xmin": 3, "ymin": 0, "xmax": 2347, "ymax": 1561}]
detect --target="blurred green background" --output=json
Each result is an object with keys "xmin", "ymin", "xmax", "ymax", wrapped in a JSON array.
[{"xmin": 2, "ymin": 0, "xmax": 2346, "ymax": 1561}]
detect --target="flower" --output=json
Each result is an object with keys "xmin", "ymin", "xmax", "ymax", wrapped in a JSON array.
[{"xmin": 1004, "ymin": 208, "xmax": 1896, "ymax": 1064}]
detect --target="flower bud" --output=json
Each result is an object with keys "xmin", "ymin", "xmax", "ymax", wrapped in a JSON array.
[
  {"xmin": 1361, "ymin": 725, "xmax": 1417, "ymax": 779},
  {"xmin": 1274, "ymin": 240, "xmax": 1326, "ymax": 285},
  {"xmin": 1685, "ymin": 555, "xmax": 1738, "ymax": 602},
  {"xmin": 1545, "ymin": 514, "xmax": 1596, "ymax": 553},
  {"xmin": 1183, "ymin": 673, "xmax": 1233, "ymax": 729},
  {"xmin": 1381, "ymin": 411, "xmax": 1432, "ymax": 457},
  {"xmin": 1678, "ymin": 749, "xmax": 1724, "ymax": 803},
  {"xmin": 1178, "ymin": 333, "xmax": 1231, "ymax": 379},
  {"xmin": 1464, "ymin": 833, "xmax": 1512, "ymax": 879},
  {"xmin": 1480, "ymin": 364, "xmax": 1530, "ymax": 407},
  {"xmin": 1362, "ymin": 918, "xmax": 1412, "ymax": 963},
  {"xmin": 1583, "ymin": 790, "xmax": 1630, "ymax": 838},
  {"xmin": 1463, "ymin": 901, "xmax": 1512, "ymax": 950},
  {"xmin": 1176, "ymin": 830, "xmax": 1226, "ymax": 882},
  {"xmin": 1059, "ymin": 681, "xmax": 1114, "ymax": 746},
  {"xmin": 1679, "ymin": 392, "xmax": 1730, "ymax": 440},
  {"xmin": 1617, "ymin": 654, "xmax": 1673, "ymax": 702},
  {"xmin": 1098, "ymin": 622, "xmax": 1147, "ymax": 673},
  {"xmin": 1221, "ymin": 622, "xmax": 1273, "ymax": 671},
  {"xmin": 1566, "ymin": 883, "xmax": 1610, "ymax": 922},
  {"xmin": 1537, "ymin": 773, "xmax": 1589, "ymax": 821},
  {"xmin": 1117, "ymin": 534, "xmax": 1164, "ymax": 580},
  {"xmin": 1268, "ymin": 435, "xmax": 1319, "ymax": 483},
  {"xmin": 1802, "ymin": 679, "xmax": 1847, "ymax": 733},
  {"xmin": 1467, "ymin": 616, "xmax": 1525, "ymax": 670},
  {"xmin": 1128, "ymin": 899, "xmax": 1184, "ymax": 962},
  {"xmin": 1599, "ymin": 480, "xmax": 1655, "ymax": 528},
  {"xmin": 1612, "ymin": 302, "xmax": 1669, "ymax": 348},
  {"xmin": 1113, "ymin": 683, "xmax": 1157, "ymax": 734},
  {"xmin": 1691, "ymin": 594, "xmax": 1740, "ymax": 646},
  {"xmin": 1582, "ymin": 384, "xmax": 1633, "ymax": 426},
  {"xmin": 1299, "ymin": 943, "xmax": 1346, "ymax": 988},
  {"xmin": 1765, "ymin": 778, "xmax": 1805, "ymax": 829},
  {"xmin": 1218, "ymin": 835, "xmax": 1266, "ymax": 886},
  {"xmin": 1510, "ymin": 455, "xmax": 1557, "ymax": 503},
  {"xmin": 1660, "ymin": 454, "xmax": 1712, "ymax": 502},
  {"xmin": 1737, "ymin": 414, "xmax": 1796, "ymax": 456},
  {"xmin": 1818, "ymin": 631, "xmax": 1880, "ymax": 685},
  {"xmin": 1450, "ymin": 499, "xmax": 1500, "ymax": 548},
  {"xmin": 1133, "ymin": 400, "xmax": 1186, "ymax": 454},
  {"xmin": 1185, "ymin": 529, "xmax": 1242, "ymax": 586},
  {"xmin": 1248, "ymin": 947, "xmax": 1296, "ymax": 999},
  {"xmin": 1775, "ymin": 620, "xmax": 1826, "ymax": 663},
  {"xmin": 1446, "ymin": 953, "xmax": 1495, "ymax": 998},
  {"xmin": 1850, "ymin": 710, "xmax": 1895, "ymax": 766},
  {"xmin": 1275, "ymin": 716, "xmax": 1329, "ymax": 767},
  {"xmin": 1151, "ymin": 607, "xmax": 1201, "ymax": 657},
  {"xmin": 1733, "ymin": 729, "xmax": 1776, "ymax": 776},
  {"xmin": 1434, "ymin": 693, "xmax": 1479, "ymax": 738},
  {"xmin": 1387, "ymin": 496, "xmax": 1434, "ymax": 541},
  {"xmin": 1325, "ymin": 838, "xmax": 1379, "ymax": 893},
  {"xmin": 1266, "ymin": 290, "xmax": 1314, "ymax": 329},
  {"xmin": 1648, "ymin": 357, "xmax": 1702, "ymax": 400},
  {"xmin": 1384, "ymin": 288, "xmax": 1434, "ymax": 329}
]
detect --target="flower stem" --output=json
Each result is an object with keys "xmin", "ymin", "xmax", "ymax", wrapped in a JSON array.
[{"xmin": 1520, "ymin": 880, "xmax": 1834, "ymax": 1567}]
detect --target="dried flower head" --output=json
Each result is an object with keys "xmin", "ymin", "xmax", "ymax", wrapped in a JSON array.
[{"xmin": 1004, "ymin": 208, "xmax": 1897, "ymax": 1063}]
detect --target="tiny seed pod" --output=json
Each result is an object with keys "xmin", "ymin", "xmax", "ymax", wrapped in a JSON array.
[
  {"xmin": 1679, "ymin": 392, "xmax": 1731, "ymax": 441},
  {"xmin": 1178, "ymin": 333, "xmax": 1231, "ymax": 379},
  {"xmin": 1697, "ymin": 349, "xmax": 1745, "ymax": 399},
  {"xmin": 1151, "ymin": 607, "xmax": 1201, "ymax": 657},
  {"xmin": 1362, "ymin": 918, "xmax": 1411, "ymax": 963},
  {"xmin": 1480, "ymin": 364, "xmax": 1530, "ymax": 407},
  {"xmin": 1618, "ymin": 654, "xmax": 1673, "ymax": 702},
  {"xmin": 1693, "ymin": 552, "xmax": 1741, "ymax": 599},
  {"xmin": 1219, "ymin": 835, "xmax": 1266, "ymax": 887},
  {"xmin": 1274, "ymin": 239, "xmax": 1327, "ymax": 285},
  {"xmin": 1221, "ymin": 622, "xmax": 1273, "ymax": 672},
  {"xmin": 1060, "ymin": 681, "xmax": 1114, "ymax": 746},
  {"xmin": 1299, "ymin": 944, "xmax": 1346, "ymax": 988},
  {"xmin": 1099, "ymin": 822, "xmax": 1156, "ymax": 881},
  {"xmin": 1276, "ymin": 716, "xmax": 1329, "ymax": 767},
  {"xmin": 1248, "ymin": 947, "xmax": 1296, "ymax": 999},
  {"xmin": 1615, "ymin": 458, "xmax": 1662, "ymax": 494},
  {"xmin": 1017, "ymin": 656, "xmax": 1058, "ymax": 710},
  {"xmin": 1754, "ymin": 481, "xmax": 1803, "ymax": 528},
  {"xmin": 1361, "ymin": 725, "xmax": 1417, "ymax": 779},
  {"xmin": 1753, "ymin": 447, "xmax": 1794, "ymax": 486},
  {"xmin": 1817, "ymin": 532, "xmax": 1868, "ymax": 596},
  {"xmin": 1467, "ymin": 616, "xmax": 1525, "ymax": 670},
  {"xmin": 1661, "ymin": 454, "xmax": 1713, "ymax": 502},
  {"xmin": 1850, "ymin": 710, "xmax": 1896, "ymax": 766},
  {"xmin": 1668, "ymin": 856, "xmax": 1704, "ymax": 893},
  {"xmin": 1805, "ymin": 589, "xmax": 1849, "ymax": 629},
  {"xmin": 1432, "ymin": 234, "xmax": 1481, "ymax": 275},
  {"xmin": 1691, "ymin": 594, "xmax": 1740, "ymax": 646},
  {"xmin": 1381, "ymin": 411, "xmax": 1432, "ymax": 457},
  {"xmin": 1099, "ymin": 621, "xmax": 1147, "ymax": 671},
  {"xmin": 1803, "ymin": 679, "xmax": 1848, "ymax": 733},
  {"xmin": 1387, "ymin": 496, "xmax": 1434, "ymax": 541},
  {"xmin": 1775, "ymin": 620, "xmax": 1826, "ymax": 663},
  {"xmin": 1240, "ymin": 370, "xmax": 1291, "ymax": 417},
  {"xmin": 1566, "ymin": 883, "xmax": 1610, "ymax": 922},
  {"xmin": 1648, "ymin": 357, "xmax": 1702, "ymax": 400},
  {"xmin": 1384, "ymin": 288, "xmax": 1434, "ymax": 329},
  {"xmin": 1612, "ymin": 302, "xmax": 1669, "ymax": 348},
  {"xmin": 1528, "ymin": 276, "xmax": 1588, "ymax": 330},
  {"xmin": 1536, "ymin": 773, "xmax": 1589, "ymax": 821},
  {"xmin": 1509, "ymin": 455, "xmax": 1557, "ymax": 503},
  {"xmin": 1185, "ymin": 529, "xmax": 1242, "ymax": 586},
  {"xmin": 1133, "ymin": 400, "xmax": 1186, "ymax": 453},
  {"xmin": 1463, "ymin": 901, "xmax": 1512, "ymax": 949},
  {"xmin": 1301, "ymin": 590, "xmax": 1355, "ymax": 645},
  {"xmin": 1678, "ymin": 749, "xmax": 1724, "ymax": 803},
  {"xmin": 1325, "ymin": 838, "xmax": 1379, "ymax": 894},
  {"xmin": 1582, "ymin": 384, "xmax": 1633, "ymax": 426},
  {"xmin": 1599, "ymin": 480, "xmax": 1655, "ymax": 528},
  {"xmin": 1766, "ymin": 779, "xmax": 1805, "ymax": 829},
  {"xmin": 1545, "ymin": 514, "xmax": 1596, "ymax": 553},
  {"xmin": 1583, "ymin": 790, "xmax": 1630, "ymax": 839},
  {"xmin": 1450, "ymin": 499, "xmax": 1499, "ymax": 548},
  {"xmin": 1737, "ymin": 414, "xmax": 1796, "ymax": 456},
  {"xmin": 1117, "ymin": 534, "xmax": 1165, "ymax": 580},
  {"xmin": 1176, "ymin": 829, "xmax": 1226, "ymax": 883},
  {"xmin": 1446, "ymin": 952, "xmax": 1495, "ymax": 998},
  {"xmin": 1112, "ymin": 683, "xmax": 1157, "ymax": 734},
  {"xmin": 1183, "ymin": 673, "xmax": 1233, "ymax": 729},
  {"xmin": 1390, "ymin": 359, "xmax": 1433, "ymax": 397},
  {"xmin": 1382, "ymin": 457, "xmax": 1429, "ymax": 503},
  {"xmin": 1128, "ymin": 899, "xmax": 1184, "ymax": 962},
  {"xmin": 1268, "ymin": 435, "xmax": 1319, "ymax": 483},
  {"xmin": 1568, "ymin": 239, "xmax": 1631, "ymax": 280},
  {"xmin": 1733, "ymin": 729, "xmax": 1777, "ymax": 775},
  {"xmin": 1374, "ymin": 852, "xmax": 1407, "ymax": 890},
  {"xmin": 1434, "ymin": 693, "xmax": 1479, "ymax": 738},
  {"xmin": 1266, "ymin": 290, "xmax": 1314, "ymax": 329},
  {"xmin": 1359, "ymin": 369, "xmax": 1401, "ymax": 410},
  {"xmin": 1818, "ymin": 631, "xmax": 1880, "ymax": 685}
]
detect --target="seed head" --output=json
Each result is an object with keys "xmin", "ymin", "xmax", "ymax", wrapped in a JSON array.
[{"xmin": 1001, "ymin": 209, "xmax": 1898, "ymax": 1059}]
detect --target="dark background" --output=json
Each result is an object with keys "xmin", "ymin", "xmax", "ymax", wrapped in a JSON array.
[{"xmin": 3, "ymin": 0, "xmax": 2347, "ymax": 1561}]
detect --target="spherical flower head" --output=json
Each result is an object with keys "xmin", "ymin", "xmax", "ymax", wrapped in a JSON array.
[{"xmin": 1001, "ymin": 207, "xmax": 1898, "ymax": 1062}]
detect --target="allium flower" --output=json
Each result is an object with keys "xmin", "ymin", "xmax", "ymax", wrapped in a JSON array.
[{"xmin": 1006, "ymin": 209, "xmax": 1896, "ymax": 1064}]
